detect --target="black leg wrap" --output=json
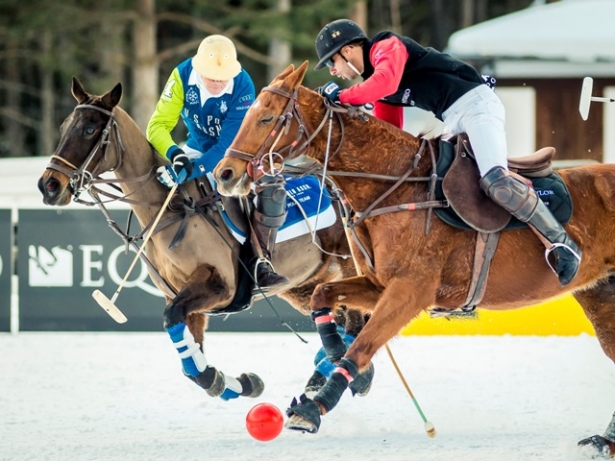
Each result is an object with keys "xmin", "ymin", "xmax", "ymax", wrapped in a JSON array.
[
  {"xmin": 196, "ymin": 366, "xmax": 225, "ymax": 397},
  {"xmin": 286, "ymin": 394, "xmax": 322, "ymax": 434},
  {"xmin": 312, "ymin": 308, "xmax": 346, "ymax": 361},
  {"xmin": 578, "ymin": 435, "xmax": 615, "ymax": 459},
  {"xmin": 304, "ymin": 370, "xmax": 327, "ymax": 396},
  {"xmin": 349, "ymin": 362, "xmax": 375, "ymax": 397},
  {"xmin": 313, "ymin": 371, "xmax": 350, "ymax": 413},
  {"xmin": 237, "ymin": 372, "xmax": 265, "ymax": 398}
]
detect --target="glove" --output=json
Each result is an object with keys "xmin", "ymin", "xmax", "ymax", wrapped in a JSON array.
[
  {"xmin": 170, "ymin": 150, "xmax": 193, "ymax": 178},
  {"xmin": 156, "ymin": 149, "xmax": 192, "ymax": 188},
  {"xmin": 321, "ymin": 81, "xmax": 342, "ymax": 103}
]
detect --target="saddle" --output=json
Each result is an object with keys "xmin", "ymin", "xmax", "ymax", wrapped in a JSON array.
[
  {"xmin": 430, "ymin": 134, "xmax": 573, "ymax": 316},
  {"xmin": 437, "ymin": 134, "xmax": 573, "ymax": 233}
]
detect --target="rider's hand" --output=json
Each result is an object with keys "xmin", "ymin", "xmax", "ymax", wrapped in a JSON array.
[
  {"xmin": 321, "ymin": 81, "xmax": 342, "ymax": 103},
  {"xmin": 156, "ymin": 149, "xmax": 192, "ymax": 188},
  {"xmin": 170, "ymin": 149, "xmax": 193, "ymax": 178}
]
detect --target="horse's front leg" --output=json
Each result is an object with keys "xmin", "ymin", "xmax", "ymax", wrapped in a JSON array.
[
  {"xmin": 287, "ymin": 277, "xmax": 431, "ymax": 433},
  {"xmin": 573, "ymin": 278, "xmax": 615, "ymax": 458},
  {"xmin": 163, "ymin": 264, "xmax": 264, "ymax": 401}
]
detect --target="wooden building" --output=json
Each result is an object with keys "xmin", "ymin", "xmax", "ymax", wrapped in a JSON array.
[{"xmin": 446, "ymin": 0, "xmax": 615, "ymax": 163}]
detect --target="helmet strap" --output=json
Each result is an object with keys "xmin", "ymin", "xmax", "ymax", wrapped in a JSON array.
[{"xmin": 341, "ymin": 54, "xmax": 362, "ymax": 77}]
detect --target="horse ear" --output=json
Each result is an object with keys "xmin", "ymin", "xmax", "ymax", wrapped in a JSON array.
[
  {"xmin": 273, "ymin": 64, "xmax": 295, "ymax": 83},
  {"xmin": 71, "ymin": 77, "xmax": 89, "ymax": 104},
  {"xmin": 100, "ymin": 83, "xmax": 123, "ymax": 110},
  {"xmin": 282, "ymin": 61, "xmax": 308, "ymax": 91}
]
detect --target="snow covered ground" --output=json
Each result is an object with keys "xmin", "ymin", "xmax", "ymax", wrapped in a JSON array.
[{"xmin": 1, "ymin": 332, "xmax": 614, "ymax": 461}]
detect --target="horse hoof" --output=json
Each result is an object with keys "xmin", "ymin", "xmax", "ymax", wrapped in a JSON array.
[
  {"xmin": 285, "ymin": 414, "xmax": 319, "ymax": 433},
  {"xmin": 578, "ymin": 435, "xmax": 615, "ymax": 459},
  {"xmin": 349, "ymin": 362, "xmax": 374, "ymax": 397},
  {"xmin": 238, "ymin": 372, "xmax": 265, "ymax": 398},
  {"xmin": 285, "ymin": 395, "xmax": 321, "ymax": 434},
  {"xmin": 304, "ymin": 371, "xmax": 327, "ymax": 398}
]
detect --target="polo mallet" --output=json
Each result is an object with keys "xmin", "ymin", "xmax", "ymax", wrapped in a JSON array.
[
  {"xmin": 92, "ymin": 183, "xmax": 178, "ymax": 323},
  {"xmin": 338, "ymin": 205, "xmax": 436, "ymax": 438},
  {"xmin": 579, "ymin": 77, "xmax": 615, "ymax": 121}
]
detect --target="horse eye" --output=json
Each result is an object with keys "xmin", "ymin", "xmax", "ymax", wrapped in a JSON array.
[
  {"xmin": 260, "ymin": 115, "xmax": 274, "ymax": 125},
  {"xmin": 84, "ymin": 127, "xmax": 95, "ymax": 136}
]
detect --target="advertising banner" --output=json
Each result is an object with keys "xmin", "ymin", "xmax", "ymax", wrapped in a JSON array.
[
  {"xmin": 18, "ymin": 209, "xmax": 311, "ymax": 332},
  {"xmin": 0, "ymin": 209, "xmax": 11, "ymax": 332}
]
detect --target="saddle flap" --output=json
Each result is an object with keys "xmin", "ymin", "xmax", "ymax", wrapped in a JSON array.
[{"xmin": 442, "ymin": 137, "xmax": 511, "ymax": 233}]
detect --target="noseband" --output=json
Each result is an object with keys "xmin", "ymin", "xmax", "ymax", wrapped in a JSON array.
[
  {"xmin": 224, "ymin": 86, "xmax": 345, "ymax": 182},
  {"xmin": 47, "ymin": 104, "xmax": 124, "ymax": 199}
]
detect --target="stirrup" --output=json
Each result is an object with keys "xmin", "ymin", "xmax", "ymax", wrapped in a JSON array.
[
  {"xmin": 544, "ymin": 242, "xmax": 581, "ymax": 274},
  {"xmin": 253, "ymin": 258, "xmax": 289, "ymax": 291},
  {"xmin": 544, "ymin": 241, "xmax": 582, "ymax": 286}
]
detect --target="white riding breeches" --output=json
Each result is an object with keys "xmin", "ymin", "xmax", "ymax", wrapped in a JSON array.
[{"xmin": 441, "ymin": 84, "xmax": 508, "ymax": 177}]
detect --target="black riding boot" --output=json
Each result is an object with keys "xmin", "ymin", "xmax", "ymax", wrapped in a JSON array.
[
  {"xmin": 480, "ymin": 166, "xmax": 582, "ymax": 286},
  {"xmin": 251, "ymin": 177, "xmax": 290, "ymax": 290},
  {"xmin": 252, "ymin": 210, "xmax": 290, "ymax": 289}
]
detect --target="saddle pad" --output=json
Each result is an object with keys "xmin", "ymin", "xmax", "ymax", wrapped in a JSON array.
[
  {"xmin": 434, "ymin": 141, "xmax": 573, "ymax": 231},
  {"xmin": 220, "ymin": 175, "xmax": 337, "ymax": 244}
]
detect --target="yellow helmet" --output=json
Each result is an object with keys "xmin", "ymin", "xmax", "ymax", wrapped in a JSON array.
[{"xmin": 192, "ymin": 35, "xmax": 241, "ymax": 81}]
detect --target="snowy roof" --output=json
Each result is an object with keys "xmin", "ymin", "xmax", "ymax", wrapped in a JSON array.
[{"xmin": 447, "ymin": 0, "xmax": 615, "ymax": 77}]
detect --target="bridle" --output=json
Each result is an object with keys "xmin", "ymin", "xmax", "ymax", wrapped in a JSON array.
[
  {"xmin": 47, "ymin": 104, "xmax": 125, "ymax": 202},
  {"xmin": 224, "ymin": 86, "xmax": 349, "ymax": 183}
]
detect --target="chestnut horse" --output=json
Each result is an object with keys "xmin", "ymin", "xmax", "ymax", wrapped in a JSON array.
[
  {"xmin": 37, "ymin": 78, "xmax": 370, "ymax": 402},
  {"xmin": 214, "ymin": 62, "xmax": 615, "ymax": 455}
]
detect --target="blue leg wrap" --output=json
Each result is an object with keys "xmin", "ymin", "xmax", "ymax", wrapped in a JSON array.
[
  {"xmin": 166, "ymin": 322, "xmax": 207, "ymax": 377},
  {"xmin": 313, "ymin": 327, "xmax": 355, "ymax": 378}
]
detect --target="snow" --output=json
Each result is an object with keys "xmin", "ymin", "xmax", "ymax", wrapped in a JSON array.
[
  {"xmin": 447, "ymin": 0, "xmax": 615, "ymax": 63},
  {"xmin": 1, "ymin": 332, "xmax": 613, "ymax": 461}
]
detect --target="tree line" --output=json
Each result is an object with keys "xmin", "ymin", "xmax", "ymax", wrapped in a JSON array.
[{"xmin": 0, "ymin": 0, "xmax": 542, "ymax": 158}]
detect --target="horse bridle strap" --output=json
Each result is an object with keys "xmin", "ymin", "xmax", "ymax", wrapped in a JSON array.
[{"xmin": 224, "ymin": 86, "xmax": 344, "ymax": 180}]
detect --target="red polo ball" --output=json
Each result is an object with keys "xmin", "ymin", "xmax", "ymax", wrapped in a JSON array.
[{"xmin": 246, "ymin": 403, "xmax": 284, "ymax": 441}]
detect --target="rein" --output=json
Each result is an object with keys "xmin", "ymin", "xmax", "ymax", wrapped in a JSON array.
[{"xmin": 225, "ymin": 86, "xmax": 450, "ymax": 270}]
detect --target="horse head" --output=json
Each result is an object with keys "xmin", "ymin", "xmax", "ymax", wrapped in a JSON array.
[
  {"xmin": 214, "ymin": 61, "xmax": 314, "ymax": 197},
  {"xmin": 38, "ymin": 77, "xmax": 124, "ymax": 206}
]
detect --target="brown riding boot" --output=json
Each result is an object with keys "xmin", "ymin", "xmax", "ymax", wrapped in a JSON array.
[
  {"xmin": 251, "ymin": 210, "xmax": 290, "ymax": 290},
  {"xmin": 480, "ymin": 166, "xmax": 582, "ymax": 286}
]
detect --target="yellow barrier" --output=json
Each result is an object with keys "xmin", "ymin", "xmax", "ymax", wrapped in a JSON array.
[{"xmin": 401, "ymin": 295, "xmax": 596, "ymax": 336}]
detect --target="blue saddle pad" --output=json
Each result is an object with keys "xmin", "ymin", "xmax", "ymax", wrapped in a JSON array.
[{"xmin": 220, "ymin": 175, "xmax": 336, "ymax": 243}]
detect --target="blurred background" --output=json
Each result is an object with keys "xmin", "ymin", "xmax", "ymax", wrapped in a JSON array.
[
  {"xmin": 1, "ymin": 0, "xmax": 569, "ymax": 159},
  {"xmin": 1, "ymin": 0, "xmax": 612, "ymax": 334}
]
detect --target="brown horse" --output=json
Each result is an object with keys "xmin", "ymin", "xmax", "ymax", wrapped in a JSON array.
[
  {"xmin": 37, "ymin": 77, "xmax": 371, "ymax": 401},
  {"xmin": 214, "ymin": 62, "xmax": 615, "ymax": 455}
]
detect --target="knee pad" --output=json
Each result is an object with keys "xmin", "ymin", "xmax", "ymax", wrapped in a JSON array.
[{"xmin": 479, "ymin": 166, "xmax": 538, "ymax": 221}]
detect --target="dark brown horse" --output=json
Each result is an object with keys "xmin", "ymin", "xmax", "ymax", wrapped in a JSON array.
[
  {"xmin": 214, "ymin": 62, "xmax": 615, "ymax": 455},
  {"xmin": 37, "ymin": 78, "xmax": 370, "ymax": 401}
]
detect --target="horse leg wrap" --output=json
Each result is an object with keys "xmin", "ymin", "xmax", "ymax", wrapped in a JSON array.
[
  {"xmin": 313, "ymin": 358, "xmax": 359, "ymax": 413},
  {"xmin": 304, "ymin": 371, "xmax": 327, "ymax": 398},
  {"xmin": 312, "ymin": 308, "xmax": 346, "ymax": 361},
  {"xmin": 349, "ymin": 361, "xmax": 375, "ymax": 397},
  {"xmin": 166, "ymin": 322, "xmax": 207, "ymax": 377},
  {"xmin": 286, "ymin": 394, "xmax": 322, "ymax": 434},
  {"xmin": 604, "ymin": 412, "xmax": 615, "ymax": 443}
]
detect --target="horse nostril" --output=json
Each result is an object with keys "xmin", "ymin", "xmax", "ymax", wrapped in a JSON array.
[{"xmin": 220, "ymin": 169, "xmax": 233, "ymax": 182}]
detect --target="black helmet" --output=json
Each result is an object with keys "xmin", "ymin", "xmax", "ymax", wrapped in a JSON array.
[{"xmin": 314, "ymin": 19, "xmax": 368, "ymax": 70}]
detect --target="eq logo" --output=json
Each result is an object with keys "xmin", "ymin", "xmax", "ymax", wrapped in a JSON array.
[
  {"xmin": 27, "ymin": 244, "xmax": 162, "ymax": 297},
  {"xmin": 28, "ymin": 245, "xmax": 73, "ymax": 287}
]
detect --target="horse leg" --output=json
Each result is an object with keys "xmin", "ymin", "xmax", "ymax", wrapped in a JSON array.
[
  {"xmin": 163, "ymin": 264, "xmax": 264, "ymax": 400},
  {"xmin": 573, "ymin": 276, "xmax": 615, "ymax": 458},
  {"xmin": 288, "ymin": 277, "xmax": 426, "ymax": 433},
  {"xmin": 304, "ymin": 276, "xmax": 380, "ymax": 398}
]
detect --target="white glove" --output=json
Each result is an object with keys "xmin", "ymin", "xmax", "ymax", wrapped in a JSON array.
[{"xmin": 156, "ymin": 165, "xmax": 188, "ymax": 188}]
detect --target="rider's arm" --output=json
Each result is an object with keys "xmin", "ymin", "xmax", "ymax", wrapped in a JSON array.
[
  {"xmin": 146, "ymin": 67, "xmax": 185, "ymax": 160},
  {"xmin": 189, "ymin": 71, "xmax": 256, "ymax": 178},
  {"xmin": 339, "ymin": 36, "xmax": 408, "ymax": 107}
]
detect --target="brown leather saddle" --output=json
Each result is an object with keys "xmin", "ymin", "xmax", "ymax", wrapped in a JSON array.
[{"xmin": 441, "ymin": 134, "xmax": 558, "ymax": 233}]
